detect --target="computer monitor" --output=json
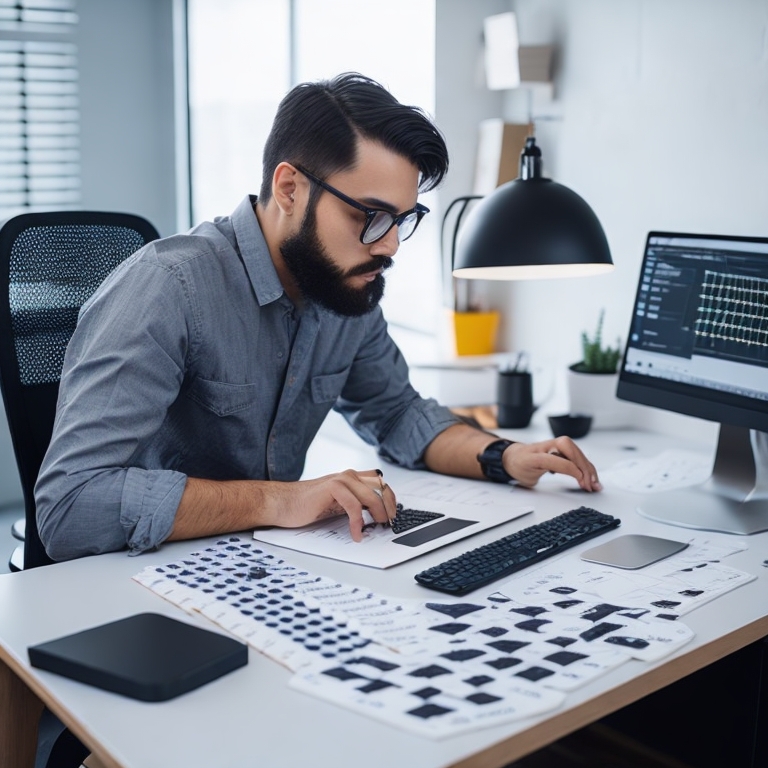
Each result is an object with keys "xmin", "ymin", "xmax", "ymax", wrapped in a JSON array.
[{"xmin": 616, "ymin": 231, "xmax": 768, "ymax": 534}]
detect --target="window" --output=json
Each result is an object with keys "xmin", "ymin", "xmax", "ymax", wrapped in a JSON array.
[
  {"xmin": 187, "ymin": 0, "xmax": 290, "ymax": 223},
  {"xmin": 187, "ymin": 0, "xmax": 439, "ymax": 334},
  {"xmin": 0, "ymin": 0, "xmax": 80, "ymax": 219}
]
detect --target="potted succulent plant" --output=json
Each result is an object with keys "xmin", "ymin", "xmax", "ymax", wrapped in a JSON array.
[
  {"xmin": 567, "ymin": 310, "xmax": 629, "ymax": 429},
  {"xmin": 572, "ymin": 309, "xmax": 622, "ymax": 375}
]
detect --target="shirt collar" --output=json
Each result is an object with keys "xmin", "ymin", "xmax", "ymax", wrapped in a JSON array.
[{"xmin": 230, "ymin": 194, "xmax": 285, "ymax": 306}]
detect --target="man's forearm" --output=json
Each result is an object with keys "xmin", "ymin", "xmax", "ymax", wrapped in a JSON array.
[
  {"xmin": 168, "ymin": 476, "xmax": 279, "ymax": 541},
  {"xmin": 167, "ymin": 468, "xmax": 397, "ymax": 544},
  {"xmin": 422, "ymin": 423, "xmax": 499, "ymax": 479}
]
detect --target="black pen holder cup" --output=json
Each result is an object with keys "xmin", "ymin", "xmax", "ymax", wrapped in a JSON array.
[{"xmin": 496, "ymin": 371, "xmax": 535, "ymax": 429}]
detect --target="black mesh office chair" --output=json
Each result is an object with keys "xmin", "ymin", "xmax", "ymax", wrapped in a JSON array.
[
  {"xmin": 0, "ymin": 210, "xmax": 159, "ymax": 572},
  {"xmin": 0, "ymin": 211, "xmax": 159, "ymax": 768}
]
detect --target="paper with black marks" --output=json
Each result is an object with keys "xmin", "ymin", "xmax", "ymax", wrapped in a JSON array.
[
  {"xmin": 134, "ymin": 538, "xmax": 370, "ymax": 671},
  {"xmin": 290, "ymin": 645, "xmax": 566, "ymax": 739},
  {"xmin": 481, "ymin": 594, "xmax": 693, "ymax": 664},
  {"xmin": 135, "ymin": 536, "xmax": 695, "ymax": 740},
  {"xmin": 494, "ymin": 536, "xmax": 754, "ymax": 620}
]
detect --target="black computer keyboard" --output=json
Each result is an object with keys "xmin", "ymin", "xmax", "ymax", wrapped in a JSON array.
[{"xmin": 414, "ymin": 506, "xmax": 621, "ymax": 595}]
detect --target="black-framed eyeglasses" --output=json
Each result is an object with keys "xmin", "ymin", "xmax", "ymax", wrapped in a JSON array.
[{"xmin": 295, "ymin": 165, "xmax": 429, "ymax": 245}]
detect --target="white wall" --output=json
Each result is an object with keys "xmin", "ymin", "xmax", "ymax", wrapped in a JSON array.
[
  {"xmin": 435, "ymin": 0, "xmax": 506, "ymax": 218},
  {"xmin": 437, "ymin": 0, "xmax": 768, "ymax": 437},
  {"xmin": 75, "ymin": 0, "xmax": 182, "ymax": 237}
]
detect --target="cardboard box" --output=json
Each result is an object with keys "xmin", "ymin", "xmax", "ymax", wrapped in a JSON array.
[
  {"xmin": 519, "ymin": 45, "xmax": 554, "ymax": 84},
  {"xmin": 473, "ymin": 120, "xmax": 533, "ymax": 195}
]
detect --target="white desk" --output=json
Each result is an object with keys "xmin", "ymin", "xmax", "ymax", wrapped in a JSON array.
[{"xmin": 1, "ymin": 426, "xmax": 767, "ymax": 768}]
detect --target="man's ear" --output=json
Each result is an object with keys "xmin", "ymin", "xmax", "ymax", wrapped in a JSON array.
[{"xmin": 272, "ymin": 162, "xmax": 303, "ymax": 214}]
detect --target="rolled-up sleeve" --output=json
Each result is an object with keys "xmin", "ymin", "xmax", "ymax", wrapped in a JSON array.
[
  {"xmin": 335, "ymin": 310, "xmax": 461, "ymax": 469},
  {"xmin": 35, "ymin": 249, "xmax": 193, "ymax": 560}
]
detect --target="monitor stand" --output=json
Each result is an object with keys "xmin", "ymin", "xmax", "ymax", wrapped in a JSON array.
[{"xmin": 637, "ymin": 423, "xmax": 768, "ymax": 535}]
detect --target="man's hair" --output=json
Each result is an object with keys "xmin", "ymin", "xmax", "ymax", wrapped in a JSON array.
[{"xmin": 259, "ymin": 72, "xmax": 448, "ymax": 203}]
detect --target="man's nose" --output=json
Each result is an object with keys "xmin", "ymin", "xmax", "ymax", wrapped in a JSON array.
[{"xmin": 369, "ymin": 225, "xmax": 400, "ymax": 257}]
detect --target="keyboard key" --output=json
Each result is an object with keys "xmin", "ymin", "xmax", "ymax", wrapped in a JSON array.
[{"xmin": 390, "ymin": 504, "xmax": 444, "ymax": 534}]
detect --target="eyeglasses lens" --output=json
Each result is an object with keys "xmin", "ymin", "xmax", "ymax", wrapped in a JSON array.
[
  {"xmin": 363, "ymin": 211, "xmax": 396, "ymax": 244},
  {"xmin": 398, "ymin": 212, "xmax": 419, "ymax": 241},
  {"xmin": 362, "ymin": 210, "xmax": 420, "ymax": 245}
]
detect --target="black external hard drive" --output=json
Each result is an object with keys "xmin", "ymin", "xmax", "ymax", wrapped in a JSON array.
[{"xmin": 28, "ymin": 613, "xmax": 248, "ymax": 701}]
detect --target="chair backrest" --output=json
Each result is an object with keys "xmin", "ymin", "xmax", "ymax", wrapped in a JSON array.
[{"xmin": 0, "ymin": 211, "xmax": 159, "ymax": 568}]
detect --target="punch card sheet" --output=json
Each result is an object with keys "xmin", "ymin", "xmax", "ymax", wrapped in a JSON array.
[
  {"xmin": 135, "ymin": 536, "xmax": 705, "ymax": 739},
  {"xmin": 496, "ymin": 536, "xmax": 754, "ymax": 620},
  {"xmin": 287, "ymin": 575, "xmax": 693, "ymax": 737}
]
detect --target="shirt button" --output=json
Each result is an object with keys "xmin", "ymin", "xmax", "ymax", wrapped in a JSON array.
[
  {"xmin": 288, "ymin": 376, "xmax": 296, "ymax": 385},
  {"xmin": 277, "ymin": 351, "xmax": 283, "ymax": 358}
]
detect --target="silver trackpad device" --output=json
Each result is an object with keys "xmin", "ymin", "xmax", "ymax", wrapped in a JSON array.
[{"xmin": 580, "ymin": 534, "xmax": 688, "ymax": 569}]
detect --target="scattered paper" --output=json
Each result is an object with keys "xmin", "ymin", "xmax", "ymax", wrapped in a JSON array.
[
  {"xmin": 131, "ymin": 531, "xmax": 757, "ymax": 739},
  {"xmin": 494, "ymin": 536, "xmax": 754, "ymax": 620},
  {"xmin": 601, "ymin": 450, "xmax": 712, "ymax": 494}
]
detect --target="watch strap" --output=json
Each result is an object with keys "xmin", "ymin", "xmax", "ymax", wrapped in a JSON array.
[{"xmin": 477, "ymin": 438, "xmax": 515, "ymax": 483}]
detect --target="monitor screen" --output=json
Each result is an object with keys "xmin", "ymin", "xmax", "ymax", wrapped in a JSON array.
[
  {"xmin": 616, "ymin": 231, "xmax": 768, "ymax": 535},
  {"xmin": 617, "ymin": 231, "xmax": 768, "ymax": 433}
]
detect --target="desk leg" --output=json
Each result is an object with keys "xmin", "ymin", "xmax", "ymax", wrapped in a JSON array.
[{"xmin": 0, "ymin": 658, "xmax": 44, "ymax": 768}]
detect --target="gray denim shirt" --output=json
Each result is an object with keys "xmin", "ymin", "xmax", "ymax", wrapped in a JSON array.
[{"xmin": 35, "ymin": 196, "xmax": 460, "ymax": 561}]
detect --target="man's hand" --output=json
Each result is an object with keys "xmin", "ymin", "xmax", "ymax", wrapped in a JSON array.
[
  {"xmin": 170, "ymin": 469, "xmax": 398, "ymax": 545},
  {"xmin": 268, "ymin": 468, "xmax": 398, "ymax": 542},
  {"xmin": 502, "ymin": 437, "xmax": 602, "ymax": 491},
  {"xmin": 423, "ymin": 423, "xmax": 602, "ymax": 492}
]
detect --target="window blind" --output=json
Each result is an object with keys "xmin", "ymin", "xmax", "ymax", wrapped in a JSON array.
[{"xmin": 0, "ymin": 0, "xmax": 79, "ymax": 219}]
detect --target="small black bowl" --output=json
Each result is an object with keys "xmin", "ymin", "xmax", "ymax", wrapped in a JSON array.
[{"xmin": 548, "ymin": 413, "xmax": 593, "ymax": 439}]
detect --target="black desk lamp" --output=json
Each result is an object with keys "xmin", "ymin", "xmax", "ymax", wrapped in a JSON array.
[{"xmin": 453, "ymin": 136, "xmax": 614, "ymax": 280}]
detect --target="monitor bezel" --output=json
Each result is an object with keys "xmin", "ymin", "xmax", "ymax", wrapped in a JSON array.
[{"xmin": 616, "ymin": 230, "xmax": 768, "ymax": 434}]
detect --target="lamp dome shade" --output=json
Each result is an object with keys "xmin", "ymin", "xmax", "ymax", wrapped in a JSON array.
[{"xmin": 453, "ymin": 177, "xmax": 614, "ymax": 280}]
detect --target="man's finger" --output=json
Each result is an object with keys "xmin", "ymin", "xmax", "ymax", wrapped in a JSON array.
[
  {"xmin": 545, "ymin": 447, "xmax": 601, "ymax": 491},
  {"xmin": 541, "ymin": 451, "xmax": 583, "ymax": 480},
  {"xmin": 358, "ymin": 471, "xmax": 393, "ymax": 524},
  {"xmin": 379, "ymin": 481, "xmax": 398, "ymax": 523},
  {"xmin": 330, "ymin": 471, "xmax": 392, "ymax": 537},
  {"xmin": 334, "ymin": 487, "xmax": 367, "ymax": 541}
]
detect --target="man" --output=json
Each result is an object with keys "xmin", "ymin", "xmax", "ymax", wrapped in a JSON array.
[{"xmin": 35, "ymin": 73, "xmax": 601, "ymax": 561}]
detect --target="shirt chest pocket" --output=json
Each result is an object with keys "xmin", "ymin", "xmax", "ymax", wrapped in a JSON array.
[
  {"xmin": 310, "ymin": 369, "xmax": 350, "ymax": 404},
  {"xmin": 186, "ymin": 378, "xmax": 261, "ymax": 416}
]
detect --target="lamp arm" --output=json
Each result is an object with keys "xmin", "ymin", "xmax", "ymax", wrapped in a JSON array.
[{"xmin": 440, "ymin": 195, "xmax": 482, "ymax": 310}]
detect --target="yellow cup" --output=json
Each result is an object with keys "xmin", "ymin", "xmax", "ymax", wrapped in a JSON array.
[{"xmin": 451, "ymin": 310, "xmax": 500, "ymax": 356}]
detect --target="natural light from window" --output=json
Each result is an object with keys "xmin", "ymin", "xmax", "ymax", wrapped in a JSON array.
[{"xmin": 188, "ymin": 0, "xmax": 439, "ymax": 333}]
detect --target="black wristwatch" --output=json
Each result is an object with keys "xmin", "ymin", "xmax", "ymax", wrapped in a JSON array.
[{"xmin": 477, "ymin": 438, "xmax": 515, "ymax": 484}]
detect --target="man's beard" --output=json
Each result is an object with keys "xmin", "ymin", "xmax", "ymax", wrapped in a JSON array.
[{"xmin": 280, "ymin": 205, "xmax": 392, "ymax": 317}]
